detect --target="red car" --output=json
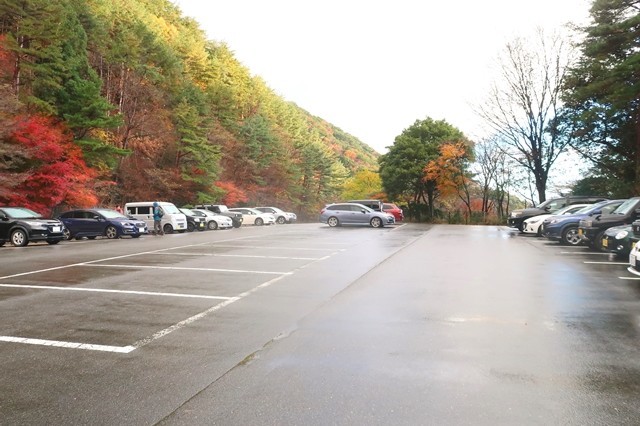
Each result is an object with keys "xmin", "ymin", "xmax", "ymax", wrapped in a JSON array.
[{"xmin": 383, "ymin": 203, "xmax": 404, "ymax": 221}]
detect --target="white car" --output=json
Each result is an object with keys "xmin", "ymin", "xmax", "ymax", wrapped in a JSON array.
[
  {"xmin": 522, "ymin": 204, "xmax": 591, "ymax": 236},
  {"xmin": 191, "ymin": 209, "xmax": 233, "ymax": 230},
  {"xmin": 228, "ymin": 208, "xmax": 276, "ymax": 226},
  {"xmin": 254, "ymin": 206, "xmax": 297, "ymax": 224}
]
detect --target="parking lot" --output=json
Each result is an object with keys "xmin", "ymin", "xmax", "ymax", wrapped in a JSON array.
[{"xmin": 2, "ymin": 223, "xmax": 640, "ymax": 425}]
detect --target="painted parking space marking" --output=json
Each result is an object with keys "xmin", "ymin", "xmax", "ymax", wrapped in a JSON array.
[
  {"xmin": 583, "ymin": 261, "xmax": 629, "ymax": 265},
  {"xmin": 207, "ymin": 244, "xmax": 338, "ymax": 251},
  {"xmin": 82, "ymin": 264, "xmax": 293, "ymax": 275},
  {"xmin": 0, "ymin": 232, "xmax": 340, "ymax": 353},
  {"xmin": 560, "ymin": 251, "xmax": 610, "ymax": 255},
  {"xmin": 0, "ymin": 336, "xmax": 135, "ymax": 353},
  {"xmin": 153, "ymin": 252, "xmax": 320, "ymax": 260},
  {"xmin": 0, "ymin": 283, "xmax": 234, "ymax": 300}
]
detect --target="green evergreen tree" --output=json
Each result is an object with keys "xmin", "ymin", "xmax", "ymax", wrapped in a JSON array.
[{"xmin": 562, "ymin": 0, "xmax": 640, "ymax": 196}]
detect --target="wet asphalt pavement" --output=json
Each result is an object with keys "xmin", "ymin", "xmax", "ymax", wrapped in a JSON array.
[{"xmin": 1, "ymin": 223, "xmax": 639, "ymax": 425}]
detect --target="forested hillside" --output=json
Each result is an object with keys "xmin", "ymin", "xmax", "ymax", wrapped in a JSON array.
[{"xmin": 0, "ymin": 0, "xmax": 378, "ymax": 218}]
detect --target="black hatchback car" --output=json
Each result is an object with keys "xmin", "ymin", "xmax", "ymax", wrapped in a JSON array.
[
  {"xmin": 0, "ymin": 207, "xmax": 65, "ymax": 247},
  {"xmin": 59, "ymin": 208, "xmax": 148, "ymax": 240}
]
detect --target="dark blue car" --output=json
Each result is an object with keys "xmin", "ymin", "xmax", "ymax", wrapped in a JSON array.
[
  {"xmin": 59, "ymin": 208, "xmax": 148, "ymax": 240},
  {"xmin": 542, "ymin": 199, "xmax": 625, "ymax": 245}
]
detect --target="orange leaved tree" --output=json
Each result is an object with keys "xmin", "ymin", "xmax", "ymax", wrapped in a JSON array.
[{"xmin": 424, "ymin": 142, "xmax": 474, "ymax": 222}]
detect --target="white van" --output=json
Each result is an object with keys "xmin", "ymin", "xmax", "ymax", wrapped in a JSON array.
[{"xmin": 124, "ymin": 201, "xmax": 187, "ymax": 234}]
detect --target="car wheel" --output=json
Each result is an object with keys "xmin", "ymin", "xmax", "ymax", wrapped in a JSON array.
[
  {"xmin": 255, "ymin": 218, "xmax": 264, "ymax": 226},
  {"xmin": 370, "ymin": 217, "xmax": 383, "ymax": 228},
  {"xmin": 163, "ymin": 224, "xmax": 174, "ymax": 234},
  {"xmin": 327, "ymin": 217, "xmax": 339, "ymax": 227},
  {"xmin": 0, "ymin": 241, "xmax": 5, "ymax": 247},
  {"xmin": 208, "ymin": 220, "xmax": 218, "ymax": 230},
  {"xmin": 105, "ymin": 225, "xmax": 118, "ymax": 239},
  {"xmin": 63, "ymin": 228, "xmax": 72, "ymax": 241},
  {"xmin": 561, "ymin": 226, "xmax": 581, "ymax": 245},
  {"xmin": 233, "ymin": 221, "xmax": 242, "ymax": 228},
  {"xmin": 46, "ymin": 240, "xmax": 60, "ymax": 245},
  {"xmin": 187, "ymin": 222, "xmax": 195, "ymax": 232},
  {"xmin": 517, "ymin": 222, "xmax": 525, "ymax": 232},
  {"xmin": 536, "ymin": 225, "xmax": 543, "ymax": 237},
  {"xmin": 10, "ymin": 229, "xmax": 28, "ymax": 247},
  {"xmin": 593, "ymin": 230, "xmax": 606, "ymax": 251},
  {"xmin": 277, "ymin": 216, "xmax": 286, "ymax": 224}
]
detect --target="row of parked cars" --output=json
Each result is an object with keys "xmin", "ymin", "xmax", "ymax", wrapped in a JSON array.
[
  {"xmin": 507, "ymin": 195, "xmax": 640, "ymax": 275},
  {"xmin": 0, "ymin": 202, "xmax": 298, "ymax": 247},
  {"xmin": 319, "ymin": 199, "xmax": 403, "ymax": 228}
]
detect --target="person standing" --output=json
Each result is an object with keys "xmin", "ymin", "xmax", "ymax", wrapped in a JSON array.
[{"xmin": 153, "ymin": 202, "xmax": 164, "ymax": 235}]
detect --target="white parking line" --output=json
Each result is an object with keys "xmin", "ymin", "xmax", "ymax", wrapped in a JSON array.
[
  {"xmin": 0, "ymin": 283, "xmax": 233, "ymax": 300},
  {"xmin": 209, "ymin": 245, "xmax": 337, "ymax": 251},
  {"xmin": 0, "ymin": 336, "xmax": 135, "ymax": 353},
  {"xmin": 560, "ymin": 251, "xmax": 610, "ymax": 255},
  {"xmin": 0, "ymin": 234, "xmax": 339, "ymax": 353},
  {"xmin": 619, "ymin": 276, "xmax": 640, "ymax": 280},
  {"xmin": 83, "ymin": 264, "xmax": 292, "ymax": 275},
  {"xmin": 154, "ymin": 252, "xmax": 320, "ymax": 260},
  {"xmin": 583, "ymin": 261, "xmax": 629, "ymax": 265}
]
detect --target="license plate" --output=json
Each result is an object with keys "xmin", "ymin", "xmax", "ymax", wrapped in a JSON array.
[
  {"xmin": 52, "ymin": 226, "xmax": 61, "ymax": 233},
  {"xmin": 602, "ymin": 238, "xmax": 608, "ymax": 248},
  {"xmin": 138, "ymin": 227, "xmax": 145, "ymax": 232}
]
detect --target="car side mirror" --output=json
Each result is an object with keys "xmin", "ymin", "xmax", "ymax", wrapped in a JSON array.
[
  {"xmin": 361, "ymin": 209, "xmax": 367, "ymax": 213},
  {"xmin": 589, "ymin": 209, "xmax": 601, "ymax": 216}
]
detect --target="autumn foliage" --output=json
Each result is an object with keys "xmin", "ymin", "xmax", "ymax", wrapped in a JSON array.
[{"xmin": 0, "ymin": 115, "xmax": 97, "ymax": 215}]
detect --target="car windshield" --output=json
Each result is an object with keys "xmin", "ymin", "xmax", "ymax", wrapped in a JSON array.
[
  {"xmin": 161, "ymin": 204, "xmax": 181, "ymax": 214},
  {"xmin": 193, "ymin": 209, "xmax": 214, "ymax": 217},
  {"xmin": 613, "ymin": 198, "xmax": 639, "ymax": 215},
  {"xmin": 573, "ymin": 205, "xmax": 595, "ymax": 214},
  {"xmin": 95, "ymin": 209, "xmax": 126, "ymax": 219},
  {"xmin": 180, "ymin": 208, "xmax": 194, "ymax": 216},
  {"xmin": 2, "ymin": 207, "xmax": 41, "ymax": 219},
  {"xmin": 354, "ymin": 204, "xmax": 374, "ymax": 213}
]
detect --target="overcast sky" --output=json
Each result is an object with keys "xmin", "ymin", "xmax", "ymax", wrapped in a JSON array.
[{"xmin": 171, "ymin": 0, "xmax": 592, "ymax": 154}]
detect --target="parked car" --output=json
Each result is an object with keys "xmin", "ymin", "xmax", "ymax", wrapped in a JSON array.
[
  {"xmin": 382, "ymin": 203, "xmax": 404, "ymax": 221},
  {"xmin": 178, "ymin": 208, "xmax": 207, "ymax": 232},
  {"xmin": 0, "ymin": 207, "xmax": 65, "ymax": 247},
  {"xmin": 630, "ymin": 219, "xmax": 640, "ymax": 247},
  {"xmin": 508, "ymin": 195, "xmax": 608, "ymax": 232},
  {"xmin": 190, "ymin": 209, "xmax": 233, "ymax": 230},
  {"xmin": 347, "ymin": 199, "xmax": 384, "ymax": 212},
  {"xmin": 194, "ymin": 204, "xmax": 243, "ymax": 228},
  {"xmin": 59, "ymin": 208, "xmax": 148, "ymax": 240},
  {"xmin": 629, "ymin": 240, "xmax": 640, "ymax": 275},
  {"xmin": 579, "ymin": 197, "xmax": 640, "ymax": 250},
  {"xmin": 522, "ymin": 204, "xmax": 591, "ymax": 236},
  {"xmin": 601, "ymin": 224, "xmax": 634, "ymax": 258},
  {"xmin": 125, "ymin": 201, "xmax": 187, "ymax": 234},
  {"xmin": 254, "ymin": 206, "xmax": 297, "ymax": 224},
  {"xmin": 543, "ymin": 199, "xmax": 625, "ymax": 246},
  {"xmin": 319, "ymin": 203, "xmax": 395, "ymax": 228},
  {"xmin": 228, "ymin": 208, "xmax": 276, "ymax": 226}
]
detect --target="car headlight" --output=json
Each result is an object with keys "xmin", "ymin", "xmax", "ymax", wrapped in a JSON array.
[
  {"xmin": 615, "ymin": 230, "xmax": 629, "ymax": 239},
  {"xmin": 583, "ymin": 220, "xmax": 593, "ymax": 227}
]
